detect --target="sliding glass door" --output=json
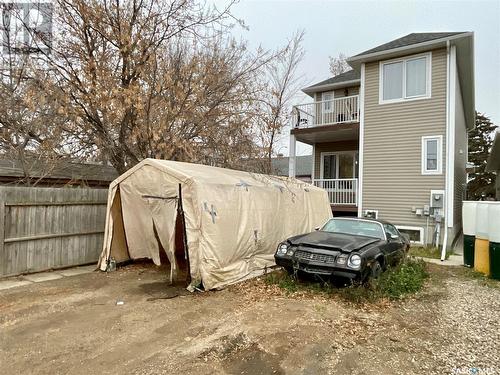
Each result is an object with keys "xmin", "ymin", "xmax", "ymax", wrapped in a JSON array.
[{"xmin": 320, "ymin": 151, "xmax": 358, "ymax": 205}]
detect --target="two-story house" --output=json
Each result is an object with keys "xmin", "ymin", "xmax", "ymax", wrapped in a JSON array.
[{"xmin": 289, "ymin": 32, "xmax": 474, "ymax": 248}]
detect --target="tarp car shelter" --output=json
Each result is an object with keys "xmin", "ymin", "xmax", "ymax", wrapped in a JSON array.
[{"xmin": 98, "ymin": 159, "xmax": 332, "ymax": 290}]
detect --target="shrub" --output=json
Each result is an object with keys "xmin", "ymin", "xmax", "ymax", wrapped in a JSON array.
[
  {"xmin": 375, "ymin": 258, "xmax": 428, "ymax": 299},
  {"xmin": 265, "ymin": 258, "xmax": 429, "ymax": 303}
]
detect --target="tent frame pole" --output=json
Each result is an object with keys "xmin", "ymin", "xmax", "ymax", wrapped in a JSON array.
[{"xmin": 178, "ymin": 183, "xmax": 191, "ymax": 283}]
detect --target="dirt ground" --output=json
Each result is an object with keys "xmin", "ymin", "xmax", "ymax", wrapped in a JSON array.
[{"xmin": 1, "ymin": 263, "xmax": 499, "ymax": 375}]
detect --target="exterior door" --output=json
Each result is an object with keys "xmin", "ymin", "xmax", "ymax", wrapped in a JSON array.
[
  {"xmin": 321, "ymin": 92, "xmax": 334, "ymax": 125},
  {"xmin": 321, "ymin": 152, "xmax": 358, "ymax": 204}
]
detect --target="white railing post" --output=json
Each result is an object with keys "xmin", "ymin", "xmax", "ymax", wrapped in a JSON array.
[
  {"xmin": 312, "ymin": 178, "xmax": 359, "ymax": 206},
  {"xmin": 293, "ymin": 95, "xmax": 359, "ymax": 128}
]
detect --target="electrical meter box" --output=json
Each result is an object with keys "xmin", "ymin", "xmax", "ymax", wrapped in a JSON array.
[{"xmin": 431, "ymin": 192, "xmax": 444, "ymax": 208}]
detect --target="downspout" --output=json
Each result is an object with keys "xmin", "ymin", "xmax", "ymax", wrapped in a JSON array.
[{"xmin": 441, "ymin": 40, "xmax": 451, "ymax": 261}]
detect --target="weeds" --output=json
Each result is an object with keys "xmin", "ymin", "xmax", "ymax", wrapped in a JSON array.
[
  {"xmin": 265, "ymin": 258, "xmax": 429, "ymax": 303},
  {"xmin": 409, "ymin": 246, "xmax": 451, "ymax": 260},
  {"xmin": 463, "ymin": 268, "xmax": 500, "ymax": 289},
  {"xmin": 376, "ymin": 258, "xmax": 428, "ymax": 299}
]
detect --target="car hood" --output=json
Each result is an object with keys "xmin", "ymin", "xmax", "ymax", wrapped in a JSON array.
[{"xmin": 287, "ymin": 231, "xmax": 381, "ymax": 253}]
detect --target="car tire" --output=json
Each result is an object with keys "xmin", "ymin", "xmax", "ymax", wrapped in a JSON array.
[
  {"xmin": 371, "ymin": 260, "xmax": 383, "ymax": 280},
  {"xmin": 284, "ymin": 266, "xmax": 294, "ymax": 275}
]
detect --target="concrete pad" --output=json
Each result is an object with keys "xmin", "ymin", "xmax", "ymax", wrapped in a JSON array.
[
  {"xmin": 57, "ymin": 265, "xmax": 96, "ymax": 277},
  {"xmin": 418, "ymin": 254, "xmax": 464, "ymax": 267},
  {"xmin": 78, "ymin": 265, "xmax": 97, "ymax": 272},
  {"xmin": 0, "ymin": 279, "xmax": 32, "ymax": 291},
  {"xmin": 22, "ymin": 272, "xmax": 63, "ymax": 283}
]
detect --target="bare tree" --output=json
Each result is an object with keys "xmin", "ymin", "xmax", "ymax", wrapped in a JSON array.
[
  {"xmin": 19, "ymin": 0, "xmax": 292, "ymax": 174},
  {"xmin": 328, "ymin": 52, "xmax": 350, "ymax": 76},
  {"xmin": 2, "ymin": 0, "xmax": 306, "ymax": 176},
  {"xmin": 19, "ymin": 0, "xmax": 258, "ymax": 173},
  {"xmin": 256, "ymin": 31, "xmax": 305, "ymax": 174},
  {"xmin": 0, "ymin": 3, "xmax": 68, "ymax": 185}
]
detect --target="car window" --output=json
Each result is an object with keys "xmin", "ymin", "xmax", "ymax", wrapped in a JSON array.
[
  {"xmin": 384, "ymin": 224, "xmax": 399, "ymax": 238},
  {"xmin": 322, "ymin": 219, "xmax": 385, "ymax": 240}
]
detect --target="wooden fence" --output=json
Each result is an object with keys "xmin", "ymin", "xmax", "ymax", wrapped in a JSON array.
[{"xmin": 0, "ymin": 186, "xmax": 108, "ymax": 277}]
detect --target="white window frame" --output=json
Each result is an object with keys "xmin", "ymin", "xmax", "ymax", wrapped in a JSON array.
[
  {"xmin": 320, "ymin": 151, "xmax": 357, "ymax": 179},
  {"xmin": 363, "ymin": 209, "xmax": 378, "ymax": 219},
  {"xmin": 379, "ymin": 52, "xmax": 432, "ymax": 104},
  {"xmin": 395, "ymin": 225, "xmax": 424, "ymax": 245},
  {"xmin": 421, "ymin": 135, "xmax": 443, "ymax": 175},
  {"xmin": 322, "ymin": 91, "xmax": 334, "ymax": 113}
]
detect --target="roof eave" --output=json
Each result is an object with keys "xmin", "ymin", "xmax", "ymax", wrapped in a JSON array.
[
  {"xmin": 346, "ymin": 32, "xmax": 474, "ymax": 69},
  {"xmin": 302, "ymin": 79, "xmax": 361, "ymax": 97}
]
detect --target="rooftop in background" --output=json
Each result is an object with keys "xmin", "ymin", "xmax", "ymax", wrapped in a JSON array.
[
  {"xmin": 0, "ymin": 158, "xmax": 118, "ymax": 187},
  {"xmin": 272, "ymin": 155, "xmax": 312, "ymax": 178}
]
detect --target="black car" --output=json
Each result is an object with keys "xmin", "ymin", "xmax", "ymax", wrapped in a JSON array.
[{"xmin": 274, "ymin": 217, "xmax": 410, "ymax": 282}]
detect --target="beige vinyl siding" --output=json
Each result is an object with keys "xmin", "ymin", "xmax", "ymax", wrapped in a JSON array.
[
  {"xmin": 314, "ymin": 140, "xmax": 359, "ymax": 178},
  {"xmin": 314, "ymin": 85, "xmax": 360, "ymax": 100},
  {"xmin": 362, "ymin": 48, "xmax": 447, "ymax": 243},
  {"xmin": 454, "ymin": 67, "xmax": 468, "ymax": 229},
  {"xmin": 334, "ymin": 86, "xmax": 360, "ymax": 98}
]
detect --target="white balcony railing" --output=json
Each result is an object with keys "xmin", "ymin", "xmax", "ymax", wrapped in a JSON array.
[
  {"xmin": 313, "ymin": 178, "xmax": 358, "ymax": 205},
  {"xmin": 292, "ymin": 95, "xmax": 359, "ymax": 128}
]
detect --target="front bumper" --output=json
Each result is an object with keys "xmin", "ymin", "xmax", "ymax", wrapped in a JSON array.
[{"xmin": 274, "ymin": 254, "xmax": 363, "ymax": 280}]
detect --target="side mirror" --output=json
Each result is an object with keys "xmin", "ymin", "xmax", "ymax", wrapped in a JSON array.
[
  {"xmin": 386, "ymin": 232, "xmax": 398, "ymax": 241},
  {"xmin": 314, "ymin": 226, "xmax": 320, "ymax": 231}
]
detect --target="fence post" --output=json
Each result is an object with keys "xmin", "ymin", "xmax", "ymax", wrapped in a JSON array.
[{"xmin": 0, "ymin": 189, "xmax": 5, "ymax": 274}]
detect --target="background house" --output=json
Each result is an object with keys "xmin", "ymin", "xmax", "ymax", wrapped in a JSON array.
[
  {"xmin": 0, "ymin": 159, "xmax": 118, "ymax": 188},
  {"xmin": 271, "ymin": 155, "xmax": 312, "ymax": 182}
]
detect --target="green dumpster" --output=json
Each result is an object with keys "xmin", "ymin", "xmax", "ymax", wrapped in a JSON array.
[
  {"xmin": 490, "ymin": 242, "xmax": 500, "ymax": 280},
  {"xmin": 463, "ymin": 235, "xmax": 475, "ymax": 268},
  {"xmin": 488, "ymin": 203, "xmax": 500, "ymax": 280}
]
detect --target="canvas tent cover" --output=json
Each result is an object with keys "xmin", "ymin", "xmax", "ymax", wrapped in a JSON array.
[{"xmin": 98, "ymin": 159, "xmax": 332, "ymax": 290}]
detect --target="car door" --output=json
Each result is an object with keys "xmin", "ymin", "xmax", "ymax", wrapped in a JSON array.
[{"xmin": 383, "ymin": 224, "xmax": 405, "ymax": 265}]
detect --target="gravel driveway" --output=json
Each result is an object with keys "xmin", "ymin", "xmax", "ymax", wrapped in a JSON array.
[{"xmin": 0, "ymin": 263, "xmax": 498, "ymax": 374}]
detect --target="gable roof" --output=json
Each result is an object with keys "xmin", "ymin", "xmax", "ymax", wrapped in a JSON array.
[
  {"xmin": 300, "ymin": 31, "xmax": 474, "ymax": 128},
  {"xmin": 302, "ymin": 70, "xmax": 360, "ymax": 94},
  {"xmin": 351, "ymin": 32, "xmax": 467, "ymax": 58}
]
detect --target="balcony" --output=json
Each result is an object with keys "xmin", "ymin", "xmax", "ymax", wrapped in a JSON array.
[
  {"xmin": 312, "ymin": 178, "xmax": 358, "ymax": 206},
  {"xmin": 292, "ymin": 95, "xmax": 359, "ymax": 129}
]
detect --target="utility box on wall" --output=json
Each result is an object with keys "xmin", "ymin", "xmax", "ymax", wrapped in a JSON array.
[{"xmin": 431, "ymin": 192, "xmax": 444, "ymax": 208}]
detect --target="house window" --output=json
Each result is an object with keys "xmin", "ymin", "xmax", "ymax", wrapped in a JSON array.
[
  {"xmin": 396, "ymin": 226, "xmax": 424, "ymax": 245},
  {"xmin": 322, "ymin": 91, "xmax": 334, "ymax": 112},
  {"xmin": 421, "ymin": 136, "xmax": 443, "ymax": 175},
  {"xmin": 380, "ymin": 53, "xmax": 431, "ymax": 103}
]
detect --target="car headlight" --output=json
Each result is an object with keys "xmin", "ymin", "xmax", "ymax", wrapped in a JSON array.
[
  {"xmin": 336, "ymin": 254, "xmax": 348, "ymax": 265},
  {"xmin": 286, "ymin": 247, "xmax": 295, "ymax": 256},
  {"xmin": 348, "ymin": 254, "xmax": 362, "ymax": 269},
  {"xmin": 276, "ymin": 243, "xmax": 289, "ymax": 255}
]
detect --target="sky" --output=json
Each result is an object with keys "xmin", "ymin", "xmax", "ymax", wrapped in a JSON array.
[{"xmin": 215, "ymin": 0, "xmax": 500, "ymax": 155}]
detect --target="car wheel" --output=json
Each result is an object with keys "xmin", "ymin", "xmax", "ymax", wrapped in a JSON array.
[
  {"xmin": 284, "ymin": 266, "xmax": 294, "ymax": 275},
  {"xmin": 371, "ymin": 260, "xmax": 383, "ymax": 280}
]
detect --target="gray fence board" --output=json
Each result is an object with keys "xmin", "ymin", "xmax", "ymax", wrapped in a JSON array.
[{"xmin": 0, "ymin": 186, "xmax": 108, "ymax": 277}]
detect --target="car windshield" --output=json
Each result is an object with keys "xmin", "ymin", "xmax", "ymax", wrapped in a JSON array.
[{"xmin": 321, "ymin": 219, "xmax": 385, "ymax": 240}]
